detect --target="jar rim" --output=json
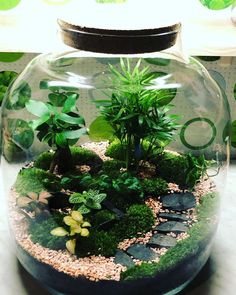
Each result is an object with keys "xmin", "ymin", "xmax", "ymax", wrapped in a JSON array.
[{"xmin": 58, "ymin": 19, "xmax": 181, "ymax": 54}]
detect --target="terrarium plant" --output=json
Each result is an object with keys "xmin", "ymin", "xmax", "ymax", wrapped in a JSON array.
[
  {"xmin": 94, "ymin": 59, "xmax": 179, "ymax": 170},
  {"xmin": 26, "ymin": 83, "xmax": 87, "ymax": 173}
]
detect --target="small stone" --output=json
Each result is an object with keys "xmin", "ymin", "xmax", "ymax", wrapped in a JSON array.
[
  {"xmin": 114, "ymin": 250, "xmax": 135, "ymax": 268},
  {"xmin": 155, "ymin": 221, "xmax": 188, "ymax": 233},
  {"xmin": 158, "ymin": 212, "xmax": 189, "ymax": 222},
  {"xmin": 148, "ymin": 233, "xmax": 177, "ymax": 248},
  {"xmin": 126, "ymin": 244, "xmax": 159, "ymax": 261},
  {"xmin": 161, "ymin": 193, "xmax": 196, "ymax": 211}
]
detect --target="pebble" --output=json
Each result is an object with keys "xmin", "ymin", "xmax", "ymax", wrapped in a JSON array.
[
  {"xmin": 126, "ymin": 244, "xmax": 159, "ymax": 261},
  {"xmin": 161, "ymin": 193, "xmax": 196, "ymax": 211}
]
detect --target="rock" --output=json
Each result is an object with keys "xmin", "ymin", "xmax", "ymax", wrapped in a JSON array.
[
  {"xmin": 156, "ymin": 221, "xmax": 188, "ymax": 233},
  {"xmin": 126, "ymin": 244, "xmax": 159, "ymax": 261},
  {"xmin": 161, "ymin": 193, "xmax": 196, "ymax": 211},
  {"xmin": 158, "ymin": 212, "xmax": 189, "ymax": 222},
  {"xmin": 148, "ymin": 233, "xmax": 177, "ymax": 248},
  {"xmin": 114, "ymin": 250, "xmax": 135, "ymax": 268}
]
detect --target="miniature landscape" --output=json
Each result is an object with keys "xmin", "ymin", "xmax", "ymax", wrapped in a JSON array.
[{"xmin": 7, "ymin": 59, "xmax": 219, "ymax": 284}]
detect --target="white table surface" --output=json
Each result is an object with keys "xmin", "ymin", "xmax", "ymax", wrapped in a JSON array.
[{"xmin": 0, "ymin": 164, "xmax": 236, "ymax": 295}]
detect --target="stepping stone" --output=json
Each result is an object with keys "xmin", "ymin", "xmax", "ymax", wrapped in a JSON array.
[
  {"xmin": 114, "ymin": 250, "xmax": 135, "ymax": 268},
  {"xmin": 126, "ymin": 244, "xmax": 159, "ymax": 261},
  {"xmin": 155, "ymin": 221, "xmax": 188, "ymax": 233},
  {"xmin": 158, "ymin": 212, "xmax": 189, "ymax": 222},
  {"xmin": 148, "ymin": 233, "xmax": 177, "ymax": 248},
  {"xmin": 161, "ymin": 193, "xmax": 196, "ymax": 211}
]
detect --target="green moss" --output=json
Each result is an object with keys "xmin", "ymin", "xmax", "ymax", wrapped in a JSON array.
[
  {"xmin": 102, "ymin": 159, "xmax": 126, "ymax": 174},
  {"xmin": 112, "ymin": 204, "xmax": 155, "ymax": 240},
  {"xmin": 70, "ymin": 146, "xmax": 102, "ymax": 166},
  {"xmin": 76, "ymin": 229, "xmax": 118, "ymax": 257},
  {"xmin": 105, "ymin": 139, "xmax": 127, "ymax": 160},
  {"xmin": 34, "ymin": 146, "xmax": 102, "ymax": 172},
  {"xmin": 141, "ymin": 178, "xmax": 168, "ymax": 196},
  {"xmin": 34, "ymin": 151, "xmax": 53, "ymax": 170},
  {"xmin": 121, "ymin": 192, "xmax": 219, "ymax": 280},
  {"xmin": 105, "ymin": 139, "xmax": 161, "ymax": 162},
  {"xmin": 14, "ymin": 168, "xmax": 60, "ymax": 196},
  {"xmin": 29, "ymin": 215, "xmax": 66, "ymax": 250},
  {"xmin": 91, "ymin": 210, "xmax": 117, "ymax": 228},
  {"xmin": 154, "ymin": 151, "xmax": 188, "ymax": 187}
]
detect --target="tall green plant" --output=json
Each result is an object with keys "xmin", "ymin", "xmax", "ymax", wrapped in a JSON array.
[
  {"xmin": 26, "ymin": 82, "xmax": 87, "ymax": 173},
  {"xmin": 95, "ymin": 59, "xmax": 179, "ymax": 170}
]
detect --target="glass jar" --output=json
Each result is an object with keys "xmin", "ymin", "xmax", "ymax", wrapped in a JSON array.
[{"xmin": 1, "ymin": 16, "xmax": 230, "ymax": 295}]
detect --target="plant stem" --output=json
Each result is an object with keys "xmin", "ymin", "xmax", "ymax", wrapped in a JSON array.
[{"xmin": 50, "ymin": 145, "xmax": 73, "ymax": 174}]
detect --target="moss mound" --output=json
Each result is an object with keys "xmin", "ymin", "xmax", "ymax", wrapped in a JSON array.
[
  {"xmin": 34, "ymin": 146, "xmax": 102, "ymax": 171},
  {"xmin": 112, "ymin": 204, "xmax": 155, "ymax": 240},
  {"xmin": 76, "ymin": 229, "xmax": 118, "ymax": 257},
  {"xmin": 141, "ymin": 178, "xmax": 168, "ymax": 196},
  {"xmin": 15, "ymin": 168, "xmax": 60, "ymax": 196}
]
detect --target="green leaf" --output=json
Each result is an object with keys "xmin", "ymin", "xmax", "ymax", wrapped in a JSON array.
[
  {"xmin": 62, "ymin": 93, "xmax": 79, "ymax": 113},
  {"xmin": 48, "ymin": 93, "xmax": 67, "ymax": 107},
  {"xmin": 55, "ymin": 133, "xmax": 67, "ymax": 147},
  {"xmin": 62, "ymin": 128, "xmax": 87, "ymax": 140},
  {"xmin": 76, "ymin": 204, "xmax": 91, "ymax": 214},
  {"xmin": 85, "ymin": 199, "xmax": 102, "ymax": 210},
  {"xmin": 56, "ymin": 113, "xmax": 85, "ymax": 125},
  {"xmin": 92, "ymin": 193, "xmax": 107, "ymax": 203},
  {"xmin": 8, "ymin": 81, "xmax": 31, "ymax": 110},
  {"xmin": 26, "ymin": 100, "xmax": 50, "ymax": 117},
  {"xmin": 30, "ymin": 113, "xmax": 51, "ymax": 130},
  {"xmin": 7, "ymin": 119, "xmax": 34, "ymax": 149},
  {"xmin": 89, "ymin": 116, "xmax": 115, "ymax": 141},
  {"xmin": 40, "ymin": 80, "xmax": 79, "ymax": 92},
  {"xmin": 69, "ymin": 193, "xmax": 85, "ymax": 204}
]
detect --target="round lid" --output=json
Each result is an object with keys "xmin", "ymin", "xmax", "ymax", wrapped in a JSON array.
[{"xmin": 58, "ymin": 1, "xmax": 181, "ymax": 54}]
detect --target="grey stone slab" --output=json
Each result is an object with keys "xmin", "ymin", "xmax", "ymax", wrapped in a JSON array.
[
  {"xmin": 114, "ymin": 250, "xmax": 135, "ymax": 268},
  {"xmin": 148, "ymin": 233, "xmax": 177, "ymax": 248},
  {"xmin": 158, "ymin": 212, "xmax": 189, "ymax": 222},
  {"xmin": 156, "ymin": 221, "xmax": 188, "ymax": 233},
  {"xmin": 126, "ymin": 244, "xmax": 159, "ymax": 261},
  {"xmin": 162, "ymin": 193, "xmax": 196, "ymax": 211}
]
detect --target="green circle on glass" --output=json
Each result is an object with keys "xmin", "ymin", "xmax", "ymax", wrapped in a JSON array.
[
  {"xmin": 180, "ymin": 117, "xmax": 217, "ymax": 150},
  {"xmin": 199, "ymin": 0, "xmax": 234, "ymax": 10},
  {"xmin": 0, "ymin": 0, "xmax": 21, "ymax": 10},
  {"xmin": 0, "ymin": 52, "xmax": 24, "ymax": 62}
]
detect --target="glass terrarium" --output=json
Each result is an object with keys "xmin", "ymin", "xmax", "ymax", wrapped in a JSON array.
[{"xmin": 1, "ymin": 15, "xmax": 230, "ymax": 295}]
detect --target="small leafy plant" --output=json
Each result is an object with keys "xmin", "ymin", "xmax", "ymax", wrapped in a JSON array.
[
  {"xmin": 184, "ymin": 154, "xmax": 211, "ymax": 189},
  {"xmin": 51, "ymin": 210, "xmax": 91, "ymax": 254},
  {"xmin": 17, "ymin": 191, "xmax": 51, "ymax": 216},
  {"xmin": 26, "ymin": 82, "xmax": 87, "ymax": 173},
  {"xmin": 69, "ymin": 189, "xmax": 107, "ymax": 214}
]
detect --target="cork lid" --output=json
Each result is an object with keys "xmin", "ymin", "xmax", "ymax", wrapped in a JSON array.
[{"xmin": 58, "ymin": 1, "xmax": 181, "ymax": 54}]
